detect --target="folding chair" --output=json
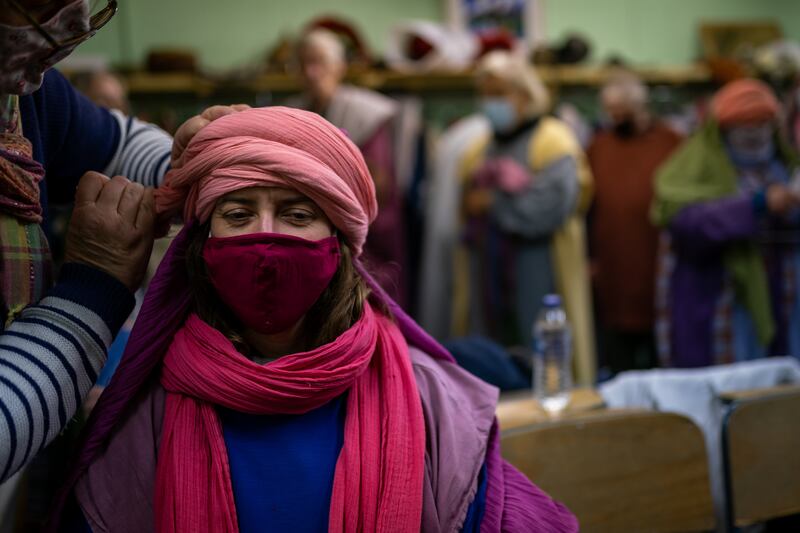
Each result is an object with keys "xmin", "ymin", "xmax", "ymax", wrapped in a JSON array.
[
  {"xmin": 722, "ymin": 386, "xmax": 800, "ymax": 528},
  {"xmin": 501, "ymin": 410, "xmax": 715, "ymax": 532}
]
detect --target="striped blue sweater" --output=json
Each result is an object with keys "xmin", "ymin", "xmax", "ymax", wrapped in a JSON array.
[
  {"xmin": 0, "ymin": 69, "xmax": 171, "ymax": 482},
  {"xmin": 20, "ymin": 69, "xmax": 172, "ymax": 232}
]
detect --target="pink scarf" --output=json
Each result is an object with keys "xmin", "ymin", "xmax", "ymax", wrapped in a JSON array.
[{"xmin": 154, "ymin": 303, "xmax": 425, "ymax": 533}]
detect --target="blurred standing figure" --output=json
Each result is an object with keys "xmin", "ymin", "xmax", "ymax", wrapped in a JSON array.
[
  {"xmin": 587, "ymin": 73, "xmax": 682, "ymax": 374},
  {"xmin": 288, "ymin": 29, "xmax": 408, "ymax": 306},
  {"xmin": 652, "ymin": 79, "xmax": 800, "ymax": 367},
  {"xmin": 72, "ymin": 70, "xmax": 129, "ymax": 113},
  {"xmin": 458, "ymin": 51, "xmax": 596, "ymax": 385}
]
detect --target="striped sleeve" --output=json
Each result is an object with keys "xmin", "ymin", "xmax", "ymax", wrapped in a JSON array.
[
  {"xmin": 0, "ymin": 264, "xmax": 134, "ymax": 482},
  {"xmin": 103, "ymin": 110, "xmax": 172, "ymax": 188}
]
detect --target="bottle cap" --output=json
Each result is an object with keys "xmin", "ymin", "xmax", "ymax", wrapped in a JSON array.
[{"xmin": 542, "ymin": 294, "xmax": 561, "ymax": 308}]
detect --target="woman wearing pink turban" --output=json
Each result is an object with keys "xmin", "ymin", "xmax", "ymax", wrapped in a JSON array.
[{"xmin": 48, "ymin": 107, "xmax": 577, "ymax": 532}]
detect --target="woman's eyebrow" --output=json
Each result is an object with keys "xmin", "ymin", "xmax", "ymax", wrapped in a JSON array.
[
  {"xmin": 216, "ymin": 196, "xmax": 258, "ymax": 208},
  {"xmin": 277, "ymin": 195, "xmax": 315, "ymax": 206}
]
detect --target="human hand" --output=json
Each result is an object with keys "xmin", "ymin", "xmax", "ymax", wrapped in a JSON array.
[
  {"xmin": 766, "ymin": 183, "xmax": 800, "ymax": 216},
  {"xmin": 463, "ymin": 188, "xmax": 494, "ymax": 217},
  {"xmin": 473, "ymin": 157, "xmax": 532, "ymax": 194},
  {"xmin": 473, "ymin": 159, "xmax": 500, "ymax": 189},
  {"xmin": 171, "ymin": 104, "xmax": 251, "ymax": 168},
  {"xmin": 64, "ymin": 172, "xmax": 156, "ymax": 292},
  {"xmin": 494, "ymin": 157, "xmax": 533, "ymax": 193}
]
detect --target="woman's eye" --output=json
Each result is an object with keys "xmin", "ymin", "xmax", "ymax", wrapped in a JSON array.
[
  {"xmin": 282, "ymin": 209, "xmax": 315, "ymax": 225},
  {"xmin": 223, "ymin": 210, "xmax": 252, "ymax": 223}
]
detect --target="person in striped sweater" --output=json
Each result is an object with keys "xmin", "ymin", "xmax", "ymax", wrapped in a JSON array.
[{"xmin": 0, "ymin": 0, "xmax": 247, "ymax": 484}]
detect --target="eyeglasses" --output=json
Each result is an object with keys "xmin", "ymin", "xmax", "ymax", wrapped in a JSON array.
[{"xmin": 7, "ymin": 0, "xmax": 118, "ymax": 52}]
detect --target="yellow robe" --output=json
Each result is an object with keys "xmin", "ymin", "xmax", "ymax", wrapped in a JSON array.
[{"xmin": 455, "ymin": 117, "xmax": 596, "ymax": 386}]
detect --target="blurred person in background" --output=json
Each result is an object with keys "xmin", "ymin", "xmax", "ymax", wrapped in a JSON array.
[
  {"xmin": 287, "ymin": 28, "xmax": 409, "ymax": 306},
  {"xmin": 457, "ymin": 50, "xmax": 596, "ymax": 385},
  {"xmin": 72, "ymin": 69, "xmax": 130, "ymax": 113},
  {"xmin": 652, "ymin": 79, "xmax": 800, "ymax": 367},
  {"xmin": 587, "ymin": 72, "xmax": 683, "ymax": 374}
]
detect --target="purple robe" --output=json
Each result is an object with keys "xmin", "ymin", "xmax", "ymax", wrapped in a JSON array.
[{"xmin": 660, "ymin": 193, "xmax": 799, "ymax": 366}]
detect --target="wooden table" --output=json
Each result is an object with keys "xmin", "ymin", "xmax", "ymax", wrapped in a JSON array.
[{"xmin": 496, "ymin": 388, "xmax": 606, "ymax": 432}]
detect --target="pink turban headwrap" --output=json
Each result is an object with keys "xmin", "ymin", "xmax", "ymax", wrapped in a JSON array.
[
  {"xmin": 155, "ymin": 106, "xmax": 378, "ymax": 255},
  {"xmin": 711, "ymin": 78, "xmax": 780, "ymax": 127}
]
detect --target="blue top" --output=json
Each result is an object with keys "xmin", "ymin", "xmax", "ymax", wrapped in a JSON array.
[
  {"xmin": 96, "ymin": 327, "xmax": 130, "ymax": 386},
  {"xmin": 218, "ymin": 395, "xmax": 487, "ymax": 533},
  {"xmin": 218, "ymin": 396, "xmax": 347, "ymax": 533},
  {"xmin": 461, "ymin": 463, "xmax": 488, "ymax": 532}
]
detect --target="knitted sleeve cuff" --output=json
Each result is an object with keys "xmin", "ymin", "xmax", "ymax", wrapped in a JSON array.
[{"xmin": 47, "ymin": 263, "xmax": 135, "ymax": 336}]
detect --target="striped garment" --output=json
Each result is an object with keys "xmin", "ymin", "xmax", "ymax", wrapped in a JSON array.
[
  {"xmin": 0, "ymin": 69, "xmax": 173, "ymax": 482},
  {"xmin": 104, "ymin": 110, "xmax": 171, "ymax": 188},
  {"xmin": 0, "ymin": 264, "xmax": 133, "ymax": 482},
  {"xmin": 19, "ymin": 69, "xmax": 173, "ymax": 223}
]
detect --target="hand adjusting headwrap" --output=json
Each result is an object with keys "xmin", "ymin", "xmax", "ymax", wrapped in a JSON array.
[{"xmin": 155, "ymin": 106, "xmax": 378, "ymax": 255}]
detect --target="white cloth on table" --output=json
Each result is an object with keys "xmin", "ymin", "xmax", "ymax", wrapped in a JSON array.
[{"xmin": 600, "ymin": 358, "xmax": 800, "ymax": 532}]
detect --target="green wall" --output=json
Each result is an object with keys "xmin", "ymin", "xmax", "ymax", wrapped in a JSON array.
[
  {"xmin": 73, "ymin": 0, "xmax": 798, "ymax": 70},
  {"xmin": 74, "ymin": 0, "xmax": 442, "ymax": 71},
  {"xmin": 544, "ymin": 0, "xmax": 800, "ymax": 65}
]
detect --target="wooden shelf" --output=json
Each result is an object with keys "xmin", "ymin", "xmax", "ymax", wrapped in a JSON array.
[
  {"xmin": 537, "ymin": 64, "xmax": 712, "ymax": 85},
  {"xmin": 124, "ymin": 72, "xmax": 215, "ymax": 96},
  {"xmin": 124, "ymin": 64, "xmax": 712, "ymax": 97}
]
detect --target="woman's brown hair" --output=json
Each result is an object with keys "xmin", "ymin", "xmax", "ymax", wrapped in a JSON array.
[{"xmin": 185, "ymin": 221, "xmax": 370, "ymax": 356}]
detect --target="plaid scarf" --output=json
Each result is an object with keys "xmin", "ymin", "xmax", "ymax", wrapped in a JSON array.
[{"xmin": 0, "ymin": 95, "xmax": 52, "ymax": 326}]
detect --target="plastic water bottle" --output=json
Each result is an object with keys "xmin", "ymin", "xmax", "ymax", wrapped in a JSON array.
[{"xmin": 533, "ymin": 294, "xmax": 573, "ymax": 414}]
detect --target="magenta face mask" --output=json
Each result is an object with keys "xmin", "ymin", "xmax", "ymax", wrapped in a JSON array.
[{"xmin": 203, "ymin": 232, "xmax": 341, "ymax": 334}]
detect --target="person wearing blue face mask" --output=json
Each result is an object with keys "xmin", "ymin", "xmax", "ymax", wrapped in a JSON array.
[
  {"xmin": 652, "ymin": 79, "xmax": 800, "ymax": 367},
  {"xmin": 457, "ymin": 51, "xmax": 597, "ymax": 386}
]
